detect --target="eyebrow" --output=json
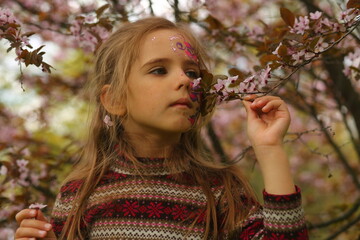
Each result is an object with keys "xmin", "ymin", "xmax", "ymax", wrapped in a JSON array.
[{"xmin": 140, "ymin": 58, "xmax": 199, "ymax": 70}]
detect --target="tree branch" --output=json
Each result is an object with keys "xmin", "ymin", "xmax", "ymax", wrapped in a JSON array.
[
  {"xmin": 293, "ymin": 85, "xmax": 360, "ymax": 189},
  {"xmin": 299, "ymin": 0, "xmax": 360, "ymax": 44},
  {"xmin": 306, "ymin": 69, "xmax": 360, "ymax": 160},
  {"xmin": 323, "ymin": 58, "xmax": 360, "ymax": 157},
  {"xmin": 173, "ymin": 0, "xmax": 181, "ymax": 22},
  {"xmin": 206, "ymin": 121, "xmax": 229, "ymax": 163},
  {"xmin": 325, "ymin": 212, "xmax": 360, "ymax": 240},
  {"xmin": 148, "ymin": 0, "xmax": 155, "ymax": 16},
  {"xmin": 308, "ymin": 197, "xmax": 360, "ymax": 229}
]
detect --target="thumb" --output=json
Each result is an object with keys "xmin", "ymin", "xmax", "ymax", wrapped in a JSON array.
[{"xmin": 36, "ymin": 209, "xmax": 49, "ymax": 222}]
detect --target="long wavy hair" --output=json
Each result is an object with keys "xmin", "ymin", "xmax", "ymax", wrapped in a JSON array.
[{"xmin": 59, "ymin": 17, "xmax": 258, "ymax": 239}]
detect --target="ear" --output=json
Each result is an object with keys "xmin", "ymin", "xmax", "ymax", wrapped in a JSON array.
[{"xmin": 100, "ymin": 85, "xmax": 127, "ymax": 116}]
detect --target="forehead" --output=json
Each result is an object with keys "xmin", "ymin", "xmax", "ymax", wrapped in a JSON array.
[{"xmin": 137, "ymin": 29, "xmax": 197, "ymax": 63}]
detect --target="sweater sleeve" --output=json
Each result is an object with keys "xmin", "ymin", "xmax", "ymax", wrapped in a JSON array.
[
  {"xmin": 50, "ymin": 180, "xmax": 83, "ymax": 238},
  {"xmin": 226, "ymin": 186, "xmax": 309, "ymax": 240}
]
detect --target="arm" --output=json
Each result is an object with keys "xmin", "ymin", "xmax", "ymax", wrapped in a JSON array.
[
  {"xmin": 238, "ymin": 95, "xmax": 309, "ymax": 239},
  {"xmin": 242, "ymin": 95, "xmax": 295, "ymax": 194}
]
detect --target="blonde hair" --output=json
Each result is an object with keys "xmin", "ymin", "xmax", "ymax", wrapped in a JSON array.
[{"xmin": 60, "ymin": 17, "xmax": 258, "ymax": 239}]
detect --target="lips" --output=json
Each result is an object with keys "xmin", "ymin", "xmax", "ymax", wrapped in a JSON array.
[{"xmin": 170, "ymin": 98, "xmax": 193, "ymax": 108}]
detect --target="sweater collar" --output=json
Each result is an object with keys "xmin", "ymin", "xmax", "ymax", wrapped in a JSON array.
[{"xmin": 110, "ymin": 155, "xmax": 176, "ymax": 176}]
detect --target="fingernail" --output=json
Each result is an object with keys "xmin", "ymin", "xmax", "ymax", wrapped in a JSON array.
[
  {"xmin": 30, "ymin": 210, "xmax": 37, "ymax": 216},
  {"xmin": 39, "ymin": 230, "xmax": 46, "ymax": 236},
  {"xmin": 45, "ymin": 223, "xmax": 52, "ymax": 230}
]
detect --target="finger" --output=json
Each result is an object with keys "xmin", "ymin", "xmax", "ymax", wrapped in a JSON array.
[
  {"xmin": 15, "ymin": 227, "xmax": 48, "ymax": 238},
  {"xmin": 260, "ymin": 99, "xmax": 284, "ymax": 113},
  {"xmin": 15, "ymin": 209, "xmax": 37, "ymax": 223},
  {"xmin": 242, "ymin": 100, "xmax": 258, "ymax": 119},
  {"xmin": 243, "ymin": 94, "xmax": 258, "ymax": 102},
  {"xmin": 250, "ymin": 96, "xmax": 280, "ymax": 108},
  {"xmin": 20, "ymin": 219, "xmax": 52, "ymax": 231}
]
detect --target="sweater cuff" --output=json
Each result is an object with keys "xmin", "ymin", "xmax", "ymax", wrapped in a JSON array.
[
  {"xmin": 263, "ymin": 185, "xmax": 301, "ymax": 203},
  {"xmin": 262, "ymin": 185, "xmax": 306, "ymax": 234}
]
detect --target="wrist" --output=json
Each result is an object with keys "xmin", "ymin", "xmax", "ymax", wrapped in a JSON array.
[{"xmin": 253, "ymin": 145, "xmax": 296, "ymax": 195}]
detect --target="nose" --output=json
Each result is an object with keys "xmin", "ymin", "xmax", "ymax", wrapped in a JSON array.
[{"xmin": 176, "ymin": 71, "xmax": 191, "ymax": 90}]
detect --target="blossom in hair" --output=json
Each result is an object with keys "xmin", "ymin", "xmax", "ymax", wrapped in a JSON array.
[{"xmin": 104, "ymin": 115, "xmax": 114, "ymax": 128}]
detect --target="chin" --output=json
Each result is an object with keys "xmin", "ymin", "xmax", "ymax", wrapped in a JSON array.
[{"xmin": 169, "ymin": 122, "xmax": 193, "ymax": 133}]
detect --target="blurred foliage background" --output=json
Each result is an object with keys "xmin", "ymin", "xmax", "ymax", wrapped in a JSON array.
[{"xmin": 0, "ymin": 0, "xmax": 360, "ymax": 239}]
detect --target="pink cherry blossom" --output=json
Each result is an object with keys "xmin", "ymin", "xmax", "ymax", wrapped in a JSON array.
[
  {"xmin": 258, "ymin": 65, "xmax": 271, "ymax": 87},
  {"xmin": 104, "ymin": 115, "xmax": 114, "ymax": 128},
  {"xmin": 29, "ymin": 203, "xmax": 47, "ymax": 209},
  {"xmin": 315, "ymin": 38, "xmax": 329, "ymax": 53},
  {"xmin": 291, "ymin": 16, "xmax": 310, "ymax": 35},
  {"xmin": 213, "ymin": 79, "xmax": 225, "ymax": 92},
  {"xmin": 16, "ymin": 159, "xmax": 28, "ymax": 170},
  {"xmin": 192, "ymin": 77, "xmax": 201, "ymax": 88},
  {"xmin": 310, "ymin": 11, "xmax": 322, "ymax": 20}
]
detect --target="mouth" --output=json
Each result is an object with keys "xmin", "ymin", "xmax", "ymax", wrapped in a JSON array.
[{"xmin": 170, "ymin": 98, "xmax": 193, "ymax": 109}]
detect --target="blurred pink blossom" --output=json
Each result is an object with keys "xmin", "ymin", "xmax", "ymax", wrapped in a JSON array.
[
  {"xmin": 0, "ymin": 8, "xmax": 18, "ymax": 24},
  {"xmin": 0, "ymin": 166, "xmax": 7, "ymax": 176},
  {"xmin": 310, "ymin": 11, "xmax": 322, "ymax": 20}
]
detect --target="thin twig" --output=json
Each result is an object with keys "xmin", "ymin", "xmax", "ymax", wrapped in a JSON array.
[
  {"xmin": 325, "ymin": 212, "xmax": 360, "ymax": 240},
  {"xmin": 309, "ymin": 198, "xmax": 360, "ymax": 230}
]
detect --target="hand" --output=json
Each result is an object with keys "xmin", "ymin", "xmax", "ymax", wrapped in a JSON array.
[
  {"xmin": 242, "ymin": 95, "xmax": 295, "ymax": 194},
  {"xmin": 15, "ymin": 209, "xmax": 57, "ymax": 240},
  {"xmin": 242, "ymin": 95, "xmax": 290, "ymax": 148}
]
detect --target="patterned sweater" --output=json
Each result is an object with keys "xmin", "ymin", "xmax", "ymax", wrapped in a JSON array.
[{"xmin": 51, "ymin": 156, "xmax": 309, "ymax": 239}]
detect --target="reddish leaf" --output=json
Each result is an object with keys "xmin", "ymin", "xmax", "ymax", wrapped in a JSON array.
[
  {"xmin": 22, "ymin": 31, "xmax": 36, "ymax": 37},
  {"xmin": 278, "ymin": 45, "xmax": 288, "ymax": 57},
  {"xmin": 269, "ymin": 62, "xmax": 282, "ymax": 69},
  {"xmin": 347, "ymin": 0, "xmax": 360, "ymax": 9},
  {"xmin": 99, "ymin": 18, "xmax": 114, "ymax": 31},
  {"xmin": 280, "ymin": 7, "xmax": 295, "ymax": 27},
  {"xmin": 260, "ymin": 54, "xmax": 280, "ymax": 65},
  {"xmin": 96, "ymin": 4, "xmax": 110, "ymax": 17},
  {"xmin": 204, "ymin": 15, "xmax": 223, "ymax": 30},
  {"xmin": 228, "ymin": 68, "xmax": 245, "ymax": 79}
]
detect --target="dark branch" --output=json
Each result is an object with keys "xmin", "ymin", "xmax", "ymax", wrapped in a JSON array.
[
  {"xmin": 308, "ymin": 198, "xmax": 360, "ymax": 229},
  {"xmin": 299, "ymin": 0, "xmax": 360, "ymax": 44},
  {"xmin": 325, "ymin": 213, "xmax": 360, "ymax": 240},
  {"xmin": 293, "ymin": 85, "xmax": 360, "ymax": 189},
  {"xmin": 206, "ymin": 121, "xmax": 228, "ymax": 163},
  {"xmin": 148, "ymin": 0, "xmax": 155, "ymax": 16},
  {"xmin": 173, "ymin": 0, "xmax": 181, "ymax": 22}
]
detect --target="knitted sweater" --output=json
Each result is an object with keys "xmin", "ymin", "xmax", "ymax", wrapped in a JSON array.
[{"xmin": 51, "ymin": 156, "xmax": 309, "ymax": 239}]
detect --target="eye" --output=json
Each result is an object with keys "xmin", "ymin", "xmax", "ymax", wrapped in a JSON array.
[
  {"xmin": 150, "ymin": 67, "xmax": 167, "ymax": 75},
  {"xmin": 185, "ymin": 70, "xmax": 199, "ymax": 79}
]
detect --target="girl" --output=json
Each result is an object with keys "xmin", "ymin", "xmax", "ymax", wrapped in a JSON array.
[{"xmin": 15, "ymin": 17, "xmax": 308, "ymax": 239}]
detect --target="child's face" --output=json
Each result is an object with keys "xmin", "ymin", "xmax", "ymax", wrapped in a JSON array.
[{"xmin": 123, "ymin": 29, "xmax": 200, "ymax": 140}]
